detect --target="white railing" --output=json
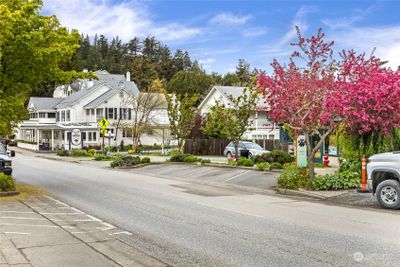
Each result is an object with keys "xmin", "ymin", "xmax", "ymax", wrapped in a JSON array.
[{"xmin": 17, "ymin": 142, "xmax": 38, "ymax": 151}]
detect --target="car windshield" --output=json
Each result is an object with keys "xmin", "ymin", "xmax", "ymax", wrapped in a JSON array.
[
  {"xmin": 244, "ymin": 143, "xmax": 263, "ymax": 150},
  {"xmin": 0, "ymin": 144, "xmax": 6, "ymax": 155}
]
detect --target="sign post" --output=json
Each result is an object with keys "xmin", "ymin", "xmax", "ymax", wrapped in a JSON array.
[
  {"xmin": 296, "ymin": 135, "xmax": 307, "ymax": 168},
  {"xmin": 98, "ymin": 118, "xmax": 109, "ymax": 153}
]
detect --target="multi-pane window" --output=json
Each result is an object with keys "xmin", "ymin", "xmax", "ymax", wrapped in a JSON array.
[
  {"xmin": 108, "ymin": 108, "xmax": 114, "ymax": 119},
  {"xmin": 48, "ymin": 113, "xmax": 56, "ymax": 118},
  {"xmin": 56, "ymin": 112, "xmax": 60, "ymax": 121},
  {"xmin": 39, "ymin": 112, "xmax": 46, "ymax": 118},
  {"xmin": 66, "ymin": 110, "xmax": 70, "ymax": 121},
  {"xmin": 30, "ymin": 113, "xmax": 38, "ymax": 119},
  {"xmin": 61, "ymin": 111, "xmax": 65, "ymax": 122},
  {"xmin": 96, "ymin": 109, "xmax": 103, "ymax": 120}
]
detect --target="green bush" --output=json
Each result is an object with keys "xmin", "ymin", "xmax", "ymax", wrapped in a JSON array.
[
  {"xmin": 312, "ymin": 170, "xmax": 360, "ymax": 191},
  {"xmin": 110, "ymin": 156, "xmax": 141, "ymax": 168},
  {"xmin": 278, "ymin": 166, "xmax": 310, "ymax": 189},
  {"xmin": 254, "ymin": 150, "xmax": 293, "ymax": 165},
  {"xmin": 71, "ymin": 150, "xmax": 88, "ymax": 157},
  {"xmin": 183, "ymin": 155, "xmax": 200, "ymax": 163},
  {"xmin": 87, "ymin": 149, "xmax": 96, "ymax": 156},
  {"xmin": 200, "ymin": 159, "xmax": 211, "ymax": 164},
  {"xmin": 0, "ymin": 173, "xmax": 16, "ymax": 192},
  {"xmin": 270, "ymin": 162, "xmax": 283, "ymax": 169},
  {"xmin": 140, "ymin": 157, "xmax": 151, "ymax": 164},
  {"xmin": 256, "ymin": 162, "xmax": 271, "ymax": 171},
  {"xmin": 93, "ymin": 153, "xmax": 114, "ymax": 161},
  {"xmin": 56, "ymin": 150, "xmax": 69, "ymax": 156},
  {"xmin": 339, "ymin": 159, "xmax": 361, "ymax": 173},
  {"xmin": 236, "ymin": 157, "xmax": 254, "ymax": 167}
]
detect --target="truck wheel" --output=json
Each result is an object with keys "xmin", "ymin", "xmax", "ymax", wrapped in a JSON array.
[{"xmin": 376, "ymin": 180, "xmax": 400, "ymax": 209}]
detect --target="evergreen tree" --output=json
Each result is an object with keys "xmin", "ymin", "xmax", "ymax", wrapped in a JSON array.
[{"xmin": 235, "ymin": 59, "xmax": 251, "ymax": 86}]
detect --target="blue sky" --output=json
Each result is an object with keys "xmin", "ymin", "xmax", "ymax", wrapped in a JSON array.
[{"xmin": 43, "ymin": 0, "xmax": 400, "ymax": 74}]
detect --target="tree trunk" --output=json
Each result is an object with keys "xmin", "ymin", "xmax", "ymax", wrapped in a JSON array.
[
  {"xmin": 304, "ymin": 133, "xmax": 315, "ymax": 180},
  {"xmin": 234, "ymin": 141, "xmax": 239, "ymax": 160}
]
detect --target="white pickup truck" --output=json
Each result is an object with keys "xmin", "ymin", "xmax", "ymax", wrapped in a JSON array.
[{"xmin": 367, "ymin": 151, "xmax": 400, "ymax": 209}]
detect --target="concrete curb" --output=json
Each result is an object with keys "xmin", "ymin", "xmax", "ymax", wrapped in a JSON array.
[
  {"xmin": 275, "ymin": 188, "xmax": 328, "ymax": 200},
  {"xmin": 0, "ymin": 191, "xmax": 20, "ymax": 197}
]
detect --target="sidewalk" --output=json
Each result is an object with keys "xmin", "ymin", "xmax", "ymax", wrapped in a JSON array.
[{"xmin": 0, "ymin": 196, "xmax": 166, "ymax": 267}]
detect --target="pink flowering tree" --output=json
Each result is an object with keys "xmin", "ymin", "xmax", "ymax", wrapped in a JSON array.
[
  {"xmin": 336, "ymin": 50, "xmax": 400, "ymax": 136},
  {"xmin": 257, "ymin": 27, "xmax": 342, "ymax": 180}
]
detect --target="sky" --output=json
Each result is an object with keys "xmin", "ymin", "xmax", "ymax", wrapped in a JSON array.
[{"xmin": 42, "ymin": 0, "xmax": 400, "ymax": 74}]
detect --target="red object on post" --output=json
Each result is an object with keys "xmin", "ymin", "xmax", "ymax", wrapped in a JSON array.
[{"xmin": 323, "ymin": 153, "xmax": 329, "ymax": 167}]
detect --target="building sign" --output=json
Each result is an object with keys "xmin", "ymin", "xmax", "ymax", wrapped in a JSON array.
[
  {"xmin": 297, "ymin": 135, "xmax": 307, "ymax": 168},
  {"xmin": 71, "ymin": 129, "xmax": 81, "ymax": 146}
]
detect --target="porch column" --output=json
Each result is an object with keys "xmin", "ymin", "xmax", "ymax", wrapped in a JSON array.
[
  {"xmin": 161, "ymin": 128, "xmax": 165, "ymax": 155},
  {"xmin": 255, "ymin": 111, "xmax": 258, "ymax": 130},
  {"xmin": 51, "ymin": 129, "xmax": 54, "ymax": 151},
  {"xmin": 36, "ymin": 128, "xmax": 40, "ymax": 151}
]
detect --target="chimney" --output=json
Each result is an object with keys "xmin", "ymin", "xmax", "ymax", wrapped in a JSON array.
[{"xmin": 126, "ymin": 71, "xmax": 131, "ymax": 82}]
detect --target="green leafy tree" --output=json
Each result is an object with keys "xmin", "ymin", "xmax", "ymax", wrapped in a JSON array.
[
  {"xmin": 130, "ymin": 56, "xmax": 158, "ymax": 91},
  {"xmin": 222, "ymin": 72, "xmax": 241, "ymax": 86},
  {"xmin": 166, "ymin": 93, "xmax": 199, "ymax": 151},
  {"xmin": 202, "ymin": 86, "xmax": 259, "ymax": 157},
  {"xmin": 235, "ymin": 59, "xmax": 251, "ymax": 86},
  {"xmin": 0, "ymin": 0, "xmax": 87, "ymax": 136},
  {"xmin": 167, "ymin": 70, "xmax": 212, "ymax": 96}
]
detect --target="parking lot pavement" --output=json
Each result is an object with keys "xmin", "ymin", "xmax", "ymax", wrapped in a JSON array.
[
  {"xmin": 0, "ymin": 197, "xmax": 166, "ymax": 267},
  {"xmin": 126, "ymin": 164, "xmax": 279, "ymax": 192}
]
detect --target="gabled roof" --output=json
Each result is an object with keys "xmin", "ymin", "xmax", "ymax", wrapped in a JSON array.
[
  {"xmin": 55, "ymin": 83, "xmax": 107, "ymax": 109},
  {"xmin": 84, "ymin": 88, "xmax": 124, "ymax": 108},
  {"xmin": 198, "ymin": 85, "xmax": 268, "ymax": 111},
  {"xmin": 29, "ymin": 97, "xmax": 63, "ymax": 111}
]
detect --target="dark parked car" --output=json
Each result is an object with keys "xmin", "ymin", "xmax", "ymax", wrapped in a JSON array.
[
  {"xmin": 0, "ymin": 143, "xmax": 14, "ymax": 175},
  {"xmin": 223, "ymin": 141, "xmax": 269, "ymax": 159}
]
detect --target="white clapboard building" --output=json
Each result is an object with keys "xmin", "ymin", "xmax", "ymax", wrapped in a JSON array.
[{"xmin": 16, "ymin": 70, "xmax": 169, "ymax": 151}]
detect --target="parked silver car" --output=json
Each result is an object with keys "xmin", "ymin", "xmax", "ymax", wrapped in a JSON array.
[{"xmin": 223, "ymin": 141, "xmax": 269, "ymax": 159}]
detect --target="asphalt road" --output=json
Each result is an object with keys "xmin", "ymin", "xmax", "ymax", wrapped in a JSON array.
[{"xmin": 11, "ymin": 152, "xmax": 400, "ymax": 266}]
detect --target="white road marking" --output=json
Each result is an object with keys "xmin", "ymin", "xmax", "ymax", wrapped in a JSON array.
[
  {"xmin": 224, "ymin": 170, "xmax": 250, "ymax": 182},
  {"xmin": 97, "ymin": 222, "xmax": 116, "ymax": 231},
  {"xmin": 0, "ymin": 223, "xmax": 58, "ymax": 228},
  {"xmin": 0, "ymin": 211, "xmax": 35, "ymax": 214},
  {"xmin": 45, "ymin": 196, "xmax": 68, "ymax": 207},
  {"xmin": 73, "ymin": 219, "xmax": 97, "ymax": 222},
  {"xmin": 111, "ymin": 231, "xmax": 132, "ymax": 236},
  {"xmin": 41, "ymin": 212, "xmax": 82, "ymax": 215},
  {"xmin": 0, "ymin": 216, "xmax": 47, "ymax": 221},
  {"xmin": 5, "ymin": 232, "xmax": 31, "ymax": 235}
]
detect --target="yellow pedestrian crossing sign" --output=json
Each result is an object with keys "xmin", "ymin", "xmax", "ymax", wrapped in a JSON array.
[
  {"xmin": 98, "ymin": 117, "xmax": 109, "ymax": 129},
  {"xmin": 100, "ymin": 129, "xmax": 109, "ymax": 134}
]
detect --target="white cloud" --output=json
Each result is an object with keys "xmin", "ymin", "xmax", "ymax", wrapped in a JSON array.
[
  {"xmin": 260, "ymin": 6, "xmax": 316, "ymax": 57},
  {"xmin": 198, "ymin": 57, "xmax": 216, "ymax": 71},
  {"xmin": 209, "ymin": 12, "xmax": 252, "ymax": 25},
  {"xmin": 42, "ymin": 0, "xmax": 201, "ymax": 42},
  {"xmin": 241, "ymin": 27, "xmax": 267, "ymax": 37},
  {"xmin": 332, "ymin": 26, "xmax": 400, "ymax": 70}
]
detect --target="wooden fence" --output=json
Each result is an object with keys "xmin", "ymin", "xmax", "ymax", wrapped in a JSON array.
[
  {"xmin": 183, "ymin": 139, "xmax": 230, "ymax": 156},
  {"xmin": 184, "ymin": 138, "xmax": 291, "ymax": 156}
]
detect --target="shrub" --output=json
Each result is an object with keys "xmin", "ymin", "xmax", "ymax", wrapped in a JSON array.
[
  {"xmin": 254, "ymin": 150, "xmax": 293, "ymax": 165},
  {"xmin": 256, "ymin": 162, "xmax": 271, "ymax": 171},
  {"xmin": 71, "ymin": 150, "xmax": 88, "ymax": 157},
  {"xmin": 312, "ymin": 170, "xmax": 361, "ymax": 191},
  {"xmin": 236, "ymin": 157, "xmax": 254, "ymax": 167},
  {"xmin": 87, "ymin": 149, "xmax": 96, "ymax": 156},
  {"xmin": 183, "ymin": 155, "xmax": 200, "ymax": 163},
  {"xmin": 270, "ymin": 162, "xmax": 283, "ymax": 169},
  {"xmin": 0, "ymin": 173, "xmax": 16, "ymax": 192},
  {"xmin": 93, "ymin": 153, "xmax": 113, "ymax": 161},
  {"xmin": 110, "ymin": 156, "xmax": 141, "ymax": 168},
  {"xmin": 128, "ymin": 149, "xmax": 134, "ymax": 154},
  {"xmin": 140, "ymin": 157, "xmax": 151, "ymax": 164},
  {"xmin": 278, "ymin": 166, "xmax": 309, "ymax": 189},
  {"xmin": 56, "ymin": 150, "xmax": 69, "ymax": 156},
  {"xmin": 339, "ymin": 159, "xmax": 361, "ymax": 173},
  {"xmin": 200, "ymin": 159, "xmax": 211, "ymax": 164}
]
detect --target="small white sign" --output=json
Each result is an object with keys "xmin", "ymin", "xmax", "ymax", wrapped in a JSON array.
[{"xmin": 71, "ymin": 129, "xmax": 81, "ymax": 146}]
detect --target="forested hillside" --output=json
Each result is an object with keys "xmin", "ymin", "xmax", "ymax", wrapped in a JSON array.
[{"xmin": 35, "ymin": 34, "xmax": 253, "ymax": 96}]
